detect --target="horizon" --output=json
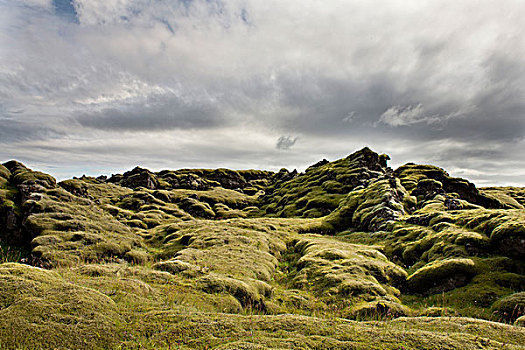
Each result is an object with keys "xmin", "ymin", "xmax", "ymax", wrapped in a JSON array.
[
  {"xmin": 2, "ymin": 146, "xmax": 522, "ymax": 187},
  {"xmin": 1, "ymin": 1, "xmax": 524, "ymax": 186}
]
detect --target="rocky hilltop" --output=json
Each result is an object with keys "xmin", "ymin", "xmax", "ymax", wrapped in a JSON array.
[{"xmin": 1, "ymin": 147, "xmax": 525, "ymax": 349}]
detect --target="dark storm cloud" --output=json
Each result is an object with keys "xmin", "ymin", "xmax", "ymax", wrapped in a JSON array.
[
  {"xmin": 76, "ymin": 98, "xmax": 225, "ymax": 131},
  {"xmin": 0, "ymin": 118, "xmax": 66, "ymax": 143},
  {"xmin": 276, "ymin": 136, "xmax": 297, "ymax": 150}
]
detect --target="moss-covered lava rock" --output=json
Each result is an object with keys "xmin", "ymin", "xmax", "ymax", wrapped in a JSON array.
[{"xmin": 2, "ymin": 149, "xmax": 525, "ymax": 349}]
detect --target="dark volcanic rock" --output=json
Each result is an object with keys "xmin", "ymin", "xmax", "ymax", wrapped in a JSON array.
[
  {"xmin": 396, "ymin": 163, "xmax": 506, "ymax": 209},
  {"xmin": 116, "ymin": 167, "xmax": 159, "ymax": 190}
]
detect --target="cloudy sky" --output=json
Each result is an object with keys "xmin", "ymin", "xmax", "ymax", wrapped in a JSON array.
[{"xmin": 1, "ymin": 0, "xmax": 524, "ymax": 185}]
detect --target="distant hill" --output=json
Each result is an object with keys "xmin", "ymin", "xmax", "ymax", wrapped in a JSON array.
[{"xmin": 1, "ymin": 147, "xmax": 525, "ymax": 349}]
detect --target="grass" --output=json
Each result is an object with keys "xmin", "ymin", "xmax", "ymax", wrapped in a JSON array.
[
  {"xmin": 3, "ymin": 259, "xmax": 523, "ymax": 349},
  {"xmin": 0, "ymin": 243, "xmax": 26, "ymax": 263}
]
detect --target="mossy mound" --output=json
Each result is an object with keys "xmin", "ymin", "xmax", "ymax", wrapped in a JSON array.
[
  {"xmin": 0, "ymin": 164, "xmax": 10, "ymax": 180},
  {"xmin": 480, "ymin": 188, "xmax": 525, "ymax": 209},
  {"xmin": 197, "ymin": 273, "xmax": 270, "ymax": 309},
  {"xmin": 482, "ymin": 187, "xmax": 525, "ymax": 207},
  {"xmin": 406, "ymin": 258, "xmax": 477, "ymax": 295},
  {"xmin": 350, "ymin": 299, "xmax": 411, "ymax": 320},
  {"xmin": 395, "ymin": 163, "xmax": 506, "ymax": 209},
  {"xmin": 0, "ymin": 263, "xmax": 121, "ymax": 349},
  {"xmin": 260, "ymin": 147, "xmax": 389, "ymax": 218},
  {"xmin": 325, "ymin": 177, "xmax": 411, "ymax": 231},
  {"xmin": 453, "ymin": 209, "xmax": 525, "ymax": 259},
  {"xmin": 491, "ymin": 292, "xmax": 525, "ymax": 322},
  {"xmin": 283, "ymin": 235, "xmax": 407, "ymax": 308},
  {"xmin": 4, "ymin": 160, "xmax": 56, "ymax": 190},
  {"xmin": 25, "ymin": 186, "xmax": 144, "ymax": 266},
  {"xmin": 148, "ymin": 218, "xmax": 298, "ymax": 310}
]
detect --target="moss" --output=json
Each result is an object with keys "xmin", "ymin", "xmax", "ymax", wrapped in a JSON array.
[
  {"xmin": 31, "ymin": 234, "xmax": 63, "ymax": 247},
  {"xmin": 0, "ymin": 263, "xmax": 121, "ymax": 349},
  {"xmin": 260, "ymin": 148, "xmax": 390, "ymax": 218},
  {"xmin": 282, "ymin": 235, "xmax": 407, "ymax": 305},
  {"xmin": 179, "ymin": 197, "xmax": 215, "ymax": 218},
  {"xmin": 4, "ymin": 157, "xmax": 525, "ymax": 348},
  {"xmin": 491, "ymin": 292, "xmax": 525, "ymax": 322},
  {"xmin": 126, "ymin": 218, "xmax": 149, "ymax": 229},
  {"xmin": 59, "ymin": 179, "xmax": 89, "ymax": 197},
  {"xmin": 395, "ymin": 163, "xmax": 448, "ymax": 193},
  {"xmin": 242, "ymin": 187, "xmax": 259, "ymax": 195},
  {"xmin": 153, "ymin": 259, "xmax": 203, "ymax": 277},
  {"xmin": 405, "ymin": 257, "xmax": 524, "ymax": 319},
  {"xmin": 25, "ymin": 186, "xmax": 143, "ymax": 266},
  {"xmin": 325, "ymin": 178, "xmax": 408, "ymax": 231},
  {"xmin": 490, "ymin": 221, "xmax": 525, "ymax": 258},
  {"xmin": 406, "ymin": 258, "xmax": 477, "ymax": 295},
  {"xmin": 482, "ymin": 187, "xmax": 525, "ymax": 207},
  {"xmin": 350, "ymin": 300, "xmax": 411, "ymax": 320},
  {"xmin": 12, "ymin": 168, "xmax": 56, "ymax": 189},
  {"xmin": 124, "ymin": 249, "xmax": 150, "ymax": 265},
  {"xmin": 147, "ymin": 219, "xmax": 291, "ymax": 283},
  {"xmin": 481, "ymin": 188, "xmax": 524, "ymax": 209},
  {"xmin": 0, "ymin": 164, "xmax": 11, "ymax": 180},
  {"xmin": 214, "ymin": 203, "xmax": 247, "ymax": 219},
  {"xmin": 197, "ymin": 273, "xmax": 265, "ymax": 309},
  {"xmin": 127, "ymin": 312, "xmax": 525, "ymax": 349}
]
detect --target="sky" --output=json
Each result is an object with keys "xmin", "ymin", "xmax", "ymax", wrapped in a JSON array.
[{"xmin": 1, "ymin": 0, "xmax": 524, "ymax": 185}]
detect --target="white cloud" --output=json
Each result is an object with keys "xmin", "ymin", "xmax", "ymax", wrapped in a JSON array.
[
  {"xmin": 378, "ymin": 104, "xmax": 476, "ymax": 127},
  {"xmin": 378, "ymin": 104, "xmax": 435, "ymax": 126}
]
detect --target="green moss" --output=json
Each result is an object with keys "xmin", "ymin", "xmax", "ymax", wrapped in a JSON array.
[
  {"xmin": 406, "ymin": 258, "xmax": 477, "ymax": 295},
  {"xmin": 12, "ymin": 169, "xmax": 56, "ymax": 189},
  {"xmin": 4, "ymin": 158, "xmax": 525, "ymax": 348},
  {"xmin": 197, "ymin": 273, "xmax": 265, "ymax": 309},
  {"xmin": 214, "ymin": 203, "xmax": 247, "ymax": 219},
  {"xmin": 325, "ymin": 178, "xmax": 409, "ymax": 231},
  {"xmin": 179, "ymin": 197, "xmax": 215, "ymax": 218},
  {"xmin": 0, "ymin": 263, "xmax": 121, "ymax": 349},
  {"xmin": 0, "ymin": 164, "xmax": 10, "ymax": 180},
  {"xmin": 24, "ymin": 188, "xmax": 143, "ymax": 266},
  {"xmin": 124, "ymin": 249, "xmax": 151, "ymax": 264},
  {"xmin": 490, "ymin": 221, "xmax": 525, "ymax": 258},
  {"xmin": 491, "ymin": 292, "xmax": 525, "ymax": 322},
  {"xmin": 148, "ymin": 219, "xmax": 290, "ymax": 282},
  {"xmin": 481, "ymin": 188, "xmax": 524, "ymax": 209},
  {"xmin": 282, "ymin": 235, "xmax": 406, "ymax": 305},
  {"xmin": 350, "ymin": 300, "xmax": 411, "ymax": 320},
  {"xmin": 260, "ymin": 148, "xmax": 390, "ymax": 218},
  {"xmin": 153, "ymin": 259, "xmax": 203, "ymax": 277},
  {"xmin": 59, "ymin": 179, "xmax": 89, "ymax": 197},
  {"xmin": 124, "ymin": 312, "xmax": 525, "ymax": 349},
  {"xmin": 482, "ymin": 187, "xmax": 525, "ymax": 206}
]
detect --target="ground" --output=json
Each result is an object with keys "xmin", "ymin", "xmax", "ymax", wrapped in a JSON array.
[{"xmin": 1, "ymin": 148, "xmax": 524, "ymax": 349}]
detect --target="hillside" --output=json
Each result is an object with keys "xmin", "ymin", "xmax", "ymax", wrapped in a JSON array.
[{"xmin": 1, "ymin": 147, "xmax": 525, "ymax": 349}]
